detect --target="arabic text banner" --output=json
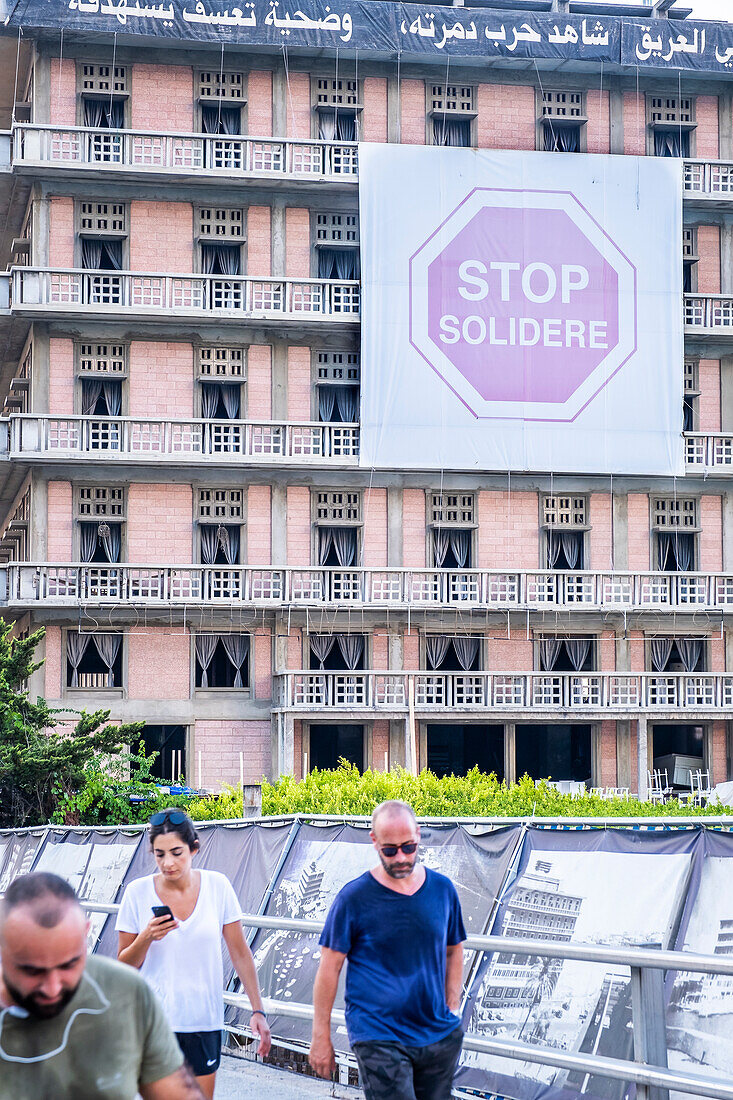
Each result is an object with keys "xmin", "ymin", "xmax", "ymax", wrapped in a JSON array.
[{"xmin": 358, "ymin": 145, "xmax": 683, "ymax": 476}]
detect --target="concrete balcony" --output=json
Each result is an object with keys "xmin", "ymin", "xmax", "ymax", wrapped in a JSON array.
[
  {"xmin": 685, "ymin": 433, "xmax": 733, "ymax": 471},
  {"xmin": 274, "ymin": 670, "xmax": 733, "ymax": 718},
  {"xmin": 8, "ymin": 563, "xmax": 733, "ymax": 614},
  {"xmin": 684, "ymin": 294, "xmax": 733, "ymax": 337},
  {"xmin": 12, "ymin": 124, "xmax": 358, "ymax": 187},
  {"xmin": 10, "ymin": 268, "xmax": 360, "ymax": 325},
  {"xmin": 683, "ymin": 160, "xmax": 733, "ymax": 205},
  {"xmin": 9, "ymin": 415, "xmax": 359, "ymax": 465}
]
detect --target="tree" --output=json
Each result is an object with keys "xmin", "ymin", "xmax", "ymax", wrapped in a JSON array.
[{"xmin": 0, "ymin": 621, "xmax": 145, "ymax": 827}]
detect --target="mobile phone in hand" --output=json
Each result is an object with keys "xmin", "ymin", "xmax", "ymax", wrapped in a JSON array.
[{"xmin": 151, "ymin": 904, "xmax": 175, "ymax": 923}]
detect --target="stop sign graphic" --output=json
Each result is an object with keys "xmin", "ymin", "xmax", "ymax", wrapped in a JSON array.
[{"xmin": 409, "ymin": 189, "xmax": 637, "ymax": 421}]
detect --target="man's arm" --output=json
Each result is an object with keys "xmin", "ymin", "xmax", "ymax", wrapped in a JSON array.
[
  {"xmin": 140, "ymin": 1064, "xmax": 204, "ymax": 1099},
  {"xmin": 445, "ymin": 943, "xmax": 464, "ymax": 1014},
  {"xmin": 309, "ymin": 946, "xmax": 347, "ymax": 1080},
  {"xmin": 222, "ymin": 920, "xmax": 272, "ymax": 1055}
]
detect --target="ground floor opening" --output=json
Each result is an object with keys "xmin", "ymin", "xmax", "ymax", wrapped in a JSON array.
[
  {"xmin": 139, "ymin": 724, "xmax": 187, "ymax": 782},
  {"xmin": 426, "ymin": 724, "xmax": 504, "ymax": 779},
  {"xmin": 515, "ymin": 724, "xmax": 592, "ymax": 785},
  {"xmin": 308, "ymin": 724, "xmax": 365, "ymax": 772},
  {"xmin": 651, "ymin": 723, "xmax": 706, "ymax": 789}
]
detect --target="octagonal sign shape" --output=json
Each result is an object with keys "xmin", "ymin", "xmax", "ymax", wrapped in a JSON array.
[{"xmin": 409, "ymin": 188, "xmax": 637, "ymax": 421}]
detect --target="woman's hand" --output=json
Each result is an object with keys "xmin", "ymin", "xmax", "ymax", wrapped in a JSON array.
[
  {"xmin": 250, "ymin": 1013, "xmax": 272, "ymax": 1057},
  {"xmin": 145, "ymin": 914, "xmax": 180, "ymax": 942}
]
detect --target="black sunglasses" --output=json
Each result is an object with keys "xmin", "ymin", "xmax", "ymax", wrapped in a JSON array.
[
  {"xmin": 150, "ymin": 809, "xmax": 188, "ymax": 826},
  {"xmin": 380, "ymin": 842, "xmax": 418, "ymax": 857}
]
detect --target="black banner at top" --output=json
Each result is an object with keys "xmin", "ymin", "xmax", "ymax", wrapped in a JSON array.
[{"xmin": 5, "ymin": 0, "xmax": 733, "ymax": 75}]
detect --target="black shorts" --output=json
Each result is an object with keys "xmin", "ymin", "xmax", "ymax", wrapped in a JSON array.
[{"xmin": 175, "ymin": 1030, "xmax": 223, "ymax": 1077}]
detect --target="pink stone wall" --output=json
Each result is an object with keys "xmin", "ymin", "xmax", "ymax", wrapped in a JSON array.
[
  {"xmin": 127, "ymin": 628, "xmax": 190, "ymax": 698},
  {"xmin": 49, "ymin": 197, "xmax": 74, "ymax": 267},
  {"xmin": 403, "ymin": 628, "xmax": 419, "ymax": 668},
  {"xmin": 130, "ymin": 65, "xmax": 193, "ymax": 130},
  {"xmin": 700, "ymin": 495, "xmax": 723, "ymax": 571},
  {"xmin": 363, "ymin": 78, "xmax": 388, "ymax": 142},
  {"xmin": 247, "ymin": 206, "xmax": 271, "ymax": 275},
  {"xmin": 586, "ymin": 89, "xmax": 610, "ymax": 154},
  {"xmin": 195, "ymin": 719, "xmax": 271, "ymax": 788},
  {"xmin": 372, "ymin": 720, "xmax": 390, "ymax": 770},
  {"xmin": 477, "ymin": 84, "xmax": 535, "ymax": 150},
  {"xmin": 699, "ymin": 359, "xmax": 721, "ymax": 431},
  {"xmin": 130, "ymin": 201, "xmax": 192, "ymax": 271},
  {"xmin": 247, "ymin": 71, "xmax": 273, "ymax": 135},
  {"xmin": 247, "ymin": 344, "xmax": 272, "ymax": 419},
  {"xmin": 478, "ymin": 490, "xmax": 538, "ymax": 569},
  {"xmin": 49, "ymin": 58, "xmax": 76, "ymax": 125},
  {"xmin": 126, "ymin": 484, "xmax": 192, "ymax": 562},
  {"xmin": 697, "ymin": 226, "xmax": 721, "ymax": 294},
  {"xmin": 372, "ymin": 630, "xmax": 388, "ymax": 669},
  {"xmin": 589, "ymin": 493, "xmax": 613, "ymax": 571},
  {"xmin": 599, "ymin": 721, "xmax": 617, "ymax": 786},
  {"xmin": 47, "ymin": 481, "xmax": 72, "ymax": 560},
  {"xmin": 402, "ymin": 490, "xmax": 426, "ymax": 567},
  {"xmin": 597, "ymin": 630, "xmax": 616, "ymax": 672},
  {"xmin": 286, "ymin": 208, "xmax": 310, "ymax": 277},
  {"xmin": 49, "ymin": 338, "xmax": 75, "ymax": 415},
  {"xmin": 247, "ymin": 485, "xmax": 271, "ymax": 565},
  {"xmin": 286, "ymin": 627, "xmax": 303, "ymax": 670},
  {"xmin": 253, "ymin": 627, "xmax": 272, "ymax": 699},
  {"xmin": 128, "ymin": 342, "xmax": 193, "ymax": 417},
  {"xmin": 710, "ymin": 720, "xmax": 727, "ymax": 785},
  {"xmin": 400, "ymin": 79, "xmax": 426, "ymax": 144},
  {"xmin": 44, "ymin": 625, "xmax": 63, "ymax": 697},
  {"xmin": 623, "ymin": 92, "xmax": 646, "ymax": 155},
  {"xmin": 710, "ymin": 635, "xmax": 725, "ymax": 674},
  {"xmin": 628, "ymin": 630, "xmax": 645, "ymax": 673},
  {"xmin": 363, "ymin": 488, "xmax": 387, "ymax": 567},
  {"xmin": 287, "ymin": 345, "xmax": 311, "ymax": 421},
  {"xmin": 696, "ymin": 95, "xmax": 720, "ymax": 159},
  {"xmin": 490, "ymin": 635, "xmax": 533, "ymax": 670},
  {"xmin": 286, "ymin": 486, "xmax": 311, "ymax": 562},
  {"xmin": 286, "ymin": 72, "xmax": 311, "ymax": 139},
  {"xmin": 627, "ymin": 494, "xmax": 650, "ymax": 570}
]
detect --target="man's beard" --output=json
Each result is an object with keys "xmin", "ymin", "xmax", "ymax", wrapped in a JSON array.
[
  {"xmin": 378, "ymin": 851, "xmax": 417, "ymax": 879},
  {"xmin": 2, "ymin": 974, "xmax": 81, "ymax": 1019}
]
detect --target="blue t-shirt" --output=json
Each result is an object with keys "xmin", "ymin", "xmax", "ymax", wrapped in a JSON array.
[{"xmin": 319, "ymin": 867, "xmax": 466, "ymax": 1046}]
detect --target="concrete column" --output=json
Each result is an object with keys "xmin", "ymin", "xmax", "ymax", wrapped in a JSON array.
[
  {"xmin": 719, "ymin": 91, "xmax": 733, "ymax": 161},
  {"xmin": 34, "ymin": 50, "xmax": 51, "ymax": 124},
  {"xmin": 387, "ymin": 75, "xmax": 401, "ymax": 144},
  {"xmin": 504, "ymin": 722, "xmax": 516, "ymax": 785},
  {"xmin": 389, "ymin": 720, "xmax": 406, "ymax": 768},
  {"xmin": 612, "ymin": 491, "xmax": 629, "ymax": 571},
  {"xmin": 281, "ymin": 713, "xmax": 295, "ymax": 777},
  {"xmin": 270, "ymin": 484, "xmax": 287, "ymax": 567},
  {"xmin": 271, "ymin": 202, "xmax": 285, "ymax": 277},
  {"xmin": 27, "ymin": 632, "xmax": 46, "ymax": 703},
  {"xmin": 720, "ymin": 356, "xmax": 733, "ymax": 433},
  {"xmin": 30, "ymin": 473, "xmax": 48, "ymax": 561},
  {"xmin": 274, "ymin": 625, "xmax": 289, "ymax": 672},
  {"xmin": 387, "ymin": 487, "xmax": 403, "ymax": 567},
  {"xmin": 720, "ymin": 223, "xmax": 733, "ymax": 296},
  {"xmin": 34, "ymin": 190, "xmax": 50, "ymax": 268},
  {"xmin": 272, "ymin": 65, "xmax": 288, "ymax": 138},
  {"xmin": 616, "ymin": 721, "xmax": 632, "ymax": 789},
  {"xmin": 388, "ymin": 630, "xmax": 403, "ymax": 669},
  {"xmin": 31, "ymin": 324, "xmax": 50, "ymax": 413},
  {"xmin": 638, "ymin": 716, "xmax": 649, "ymax": 800},
  {"xmin": 609, "ymin": 88, "xmax": 625, "ymax": 156},
  {"xmin": 615, "ymin": 634, "xmax": 631, "ymax": 672},
  {"xmin": 271, "ymin": 341, "xmax": 288, "ymax": 420}
]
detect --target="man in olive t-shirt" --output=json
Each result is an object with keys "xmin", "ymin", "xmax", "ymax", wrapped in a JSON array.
[{"xmin": 0, "ymin": 871, "xmax": 203, "ymax": 1100}]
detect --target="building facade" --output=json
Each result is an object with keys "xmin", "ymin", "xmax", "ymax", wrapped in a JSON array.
[{"xmin": 1, "ymin": 0, "xmax": 733, "ymax": 797}]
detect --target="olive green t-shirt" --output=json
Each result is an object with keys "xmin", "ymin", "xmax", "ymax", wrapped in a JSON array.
[{"xmin": 0, "ymin": 954, "xmax": 184, "ymax": 1099}]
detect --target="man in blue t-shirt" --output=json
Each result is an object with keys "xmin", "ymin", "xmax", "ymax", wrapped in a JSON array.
[{"xmin": 309, "ymin": 800, "xmax": 466, "ymax": 1099}]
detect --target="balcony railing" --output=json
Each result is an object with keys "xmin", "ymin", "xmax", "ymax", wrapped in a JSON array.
[
  {"xmin": 683, "ymin": 159, "xmax": 733, "ymax": 199},
  {"xmin": 9, "ymin": 564, "xmax": 733, "ymax": 612},
  {"xmin": 12, "ymin": 124, "xmax": 358, "ymax": 180},
  {"xmin": 10, "ymin": 268, "xmax": 360, "ymax": 321},
  {"xmin": 684, "ymin": 294, "xmax": 733, "ymax": 332},
  {"xmin": 274, "ymin": 670, "xmax": 733, "ymax": 715},
  {"xmin": 9, "ymin": 415, "xmax": 359, "ymax": 463},
  {"xmin": 685, "ymin": 432, "xmax": 733, "ymax": 470}
]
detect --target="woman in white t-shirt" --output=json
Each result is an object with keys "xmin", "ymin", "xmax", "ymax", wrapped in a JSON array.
[{"xmin": 116, "ymin": 808, "xmax": 271, "ymax": 1098}]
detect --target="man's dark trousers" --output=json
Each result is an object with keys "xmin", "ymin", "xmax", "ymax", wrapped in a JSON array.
[{"xmin": 353, "ymin": 1025, "xmax": 464, "ymax": 1100}]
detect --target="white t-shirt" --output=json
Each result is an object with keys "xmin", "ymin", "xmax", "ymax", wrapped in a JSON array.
[{"xmin": 115, "ymin": 869, "xmax": 243, "ymax": 1032}]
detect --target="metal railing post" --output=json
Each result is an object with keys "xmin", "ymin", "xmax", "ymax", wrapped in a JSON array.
[{"xmin": 631, "ymin": 946, "xmax": 669, "ymax": 1100}]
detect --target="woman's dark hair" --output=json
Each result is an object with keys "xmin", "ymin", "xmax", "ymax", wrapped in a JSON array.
[{"xmin": 149, "ymin": 808, "xmax": 199, "ymax": 852}]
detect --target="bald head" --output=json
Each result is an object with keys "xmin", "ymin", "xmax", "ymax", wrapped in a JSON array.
[
  {"xmin": 0, "ymin": 872, "xmax": 81, "ymax": 933},
  {"xmin": 371, "ymin": 800, "xmax": 417, "ymax": 833}
]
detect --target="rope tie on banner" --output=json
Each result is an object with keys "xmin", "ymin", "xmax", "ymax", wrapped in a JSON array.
[
  {"xmin": 109, "ymin": 32, "xmax": 118, "ymax": 121},
  {"xmin": 281, "ymin": 44, "xmax": 297, "ymax": 140},
  {"xmin": 217, "ymin": 41, "xmax": 225, "ymax": 131}
]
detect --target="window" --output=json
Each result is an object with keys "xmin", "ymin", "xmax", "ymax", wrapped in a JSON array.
[
  {"xmin": 428, "ymin": 84, "xmax": 476, "ymax": 148},
  {"xmin": 540, "ymin": 90, "xmax": 586, "ymax": 153},
  {"xmin": 78, "ymin": 343, "xmax": 127, "ymax": 375},
  {"xmin": 197, "ymin": 488, "xmax": 243, "ymax": 521},
  {"xmin": 196, "ymin": 208, "xmax": 244, "ymax": 284},
  {"xmin": 683, "ymin": 229, "xmax": 698, "ymax": 293},
  {"xmin": 648, "ymin": 636, "xmax": 705, "ymax": 673},
  {"xmin": 648, "ymin": 95, "xmax": 695, "ymax": 157},
  {"xmin": 75, "ymin": 486, "xmax": 125, "ymax": 519},
  {"xmin": 66, "ymin": 632, "xmax": 122, "ymax": 689},
  {"xmin": 315, "ymin": 490, "xmax": 361, "ymax": 523},
  {"xmin": 313, "ymin": 77, "xmax": 360, "ymax": 141},
  {"xmin": 79, "ymin": 63, "xmax": 128, "ymax": 148},
  {"xmin": 425, "ymin": 635, "xmax": 481, "ymax": 671},
  {"xmin": 77, "ymin": 202, "xmax": 127, "ymax": 303},
  {"xmin": 683, "ymin": 358, "xmax": 699, "ymax": 432},
  {"xmin": 197, "ymin": 490, "xmax": 243, "ymax": 567},
  {"xmin": 309, "ymin": 633, "xmax": 365, "ymax": 670},
  {"xmin": 197, "ymin": 346, "xmax": 245, "ymax": 379},
  {"xmin": 195, "ymin": 207, "xmax": 244, "ymax": 239},
  {"xmin": 75, "ymin": 486, "xmax": 124, "ymax": 562},
  {"xmin": 537, "ymin": 636, "xmax": 595, "ymax": 672},
  {"xmin": 315, "ymin": 351, "xmax": 360, "ymax": 423},
  {"xmin": 651, "ymin": 496, "xmax": 698, "ymax": 571},
  {"xmin": 194, "ymin": 634, "xmax": 250, "ymax": 688},
  {"xmin": 541, "ymin": 494, "xmax": 587, "ymax": 569},
  {"xmin": 80, "ymin": 63, "xmax": 128, "ymax": 96},
  {"xmin": 196, "ymin": 69, "xmax": 245, "ymax": 137},
  {"xmin": 315, "ymin": 213, "xmax": 360, "ymax": 281},
  {"xmin": 314, "ymin": 491, "xmax": 361, "ymax": 566},
  {"xmin": 79, "ymin": 202, "xmax": 126, "ymax": 235},
  {"xmin": 428, "ymin": 493, "xmax": 475, "ymax": 569},
  {"xmin": 430, "ymin": 492, "xmax": 475, "ymax": 526}
]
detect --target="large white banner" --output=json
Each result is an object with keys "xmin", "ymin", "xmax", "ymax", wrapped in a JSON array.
[{"xmin": 358, "ymin": 146, "xmax": 683, "ymax": 474}]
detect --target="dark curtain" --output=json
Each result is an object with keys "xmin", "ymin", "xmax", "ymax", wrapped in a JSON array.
[
  {"xmin": 200, "ymin": 243, "xmax": 241, "ymax": 276},
  {"xmin": 318, "ymin": 110, "xmax": 357, "ymax": 142},
  {"xmin": 82, "ymin": 238, "xmax": 122, "ymax": 271},
  {"xmin": 201, "ymin": 104, "xmax": 241, "ymax": 135},
  {"xmin": 654, "ymin": 130, "xmax": 689, "ymax": 157},
  {"xmin": 658, "ymin": 532, "xmax": 694, "ymax": 571},
  {"xmin": 432, "ymin": 118, "xmax": 471, "ymax": 148},
  {"xmin": 318, "ymin": 248, "xmax": 359, "ymax": 281},
  {"xmin": 83, "ymin": 98, "xmax": 124, "ymax": 128},
  {"xmin": 543, "ymin": 122, "xmax": 580, "ymax": 152}
]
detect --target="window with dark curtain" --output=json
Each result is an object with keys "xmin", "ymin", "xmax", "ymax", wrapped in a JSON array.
[
  {"xmin": 317, "ymin": 110, "xmax": 357, "ymax": 142},
  {"xmin": 542, "ymin": 122, "xmax": 581, "ymax": 152},
  {"xmin": 200, "ymin": 242, "xmax": 242, "ymax": 276},
  {"xmin": 683, "ymin": 396, "xmax": 695, "ymax": 432},
  {"xmin": 195, "ymin": 635, "xmax": 250, "ymax": 688},
  {"xmin": 432, "ymin": 118, "xmax": 471, "ymax": 148},
  {"xmin": 200, "ymin": 104, "xmax": 241, "ymax": 135},
  {"xmin": 81, "ymin": 238, "xmax": 123, "ymax": 271},
  {"xmin": 83, "ymin": 98, "xmax": 125, "ymax": 128},
  {"xmin": 656, "ymin": 531, "xmax": 695, "ymax": 571},
  {"xmin": 545, "ymin": 530, "xmax": 584, "ymax": 570},
  {"xmin": 654, "ymin": 130, "xmax": 690, "ymax": 157},
  {"xmin": 317, "ymin": 384, "xmax": 360, "ymax": 423},
  {"xmin": 318, "ymin": 248, "xmax": 360, "ymax": 281},
  {"xmin": 683, "ymin": 262, "xmax": 694, "ymax": 293}
]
